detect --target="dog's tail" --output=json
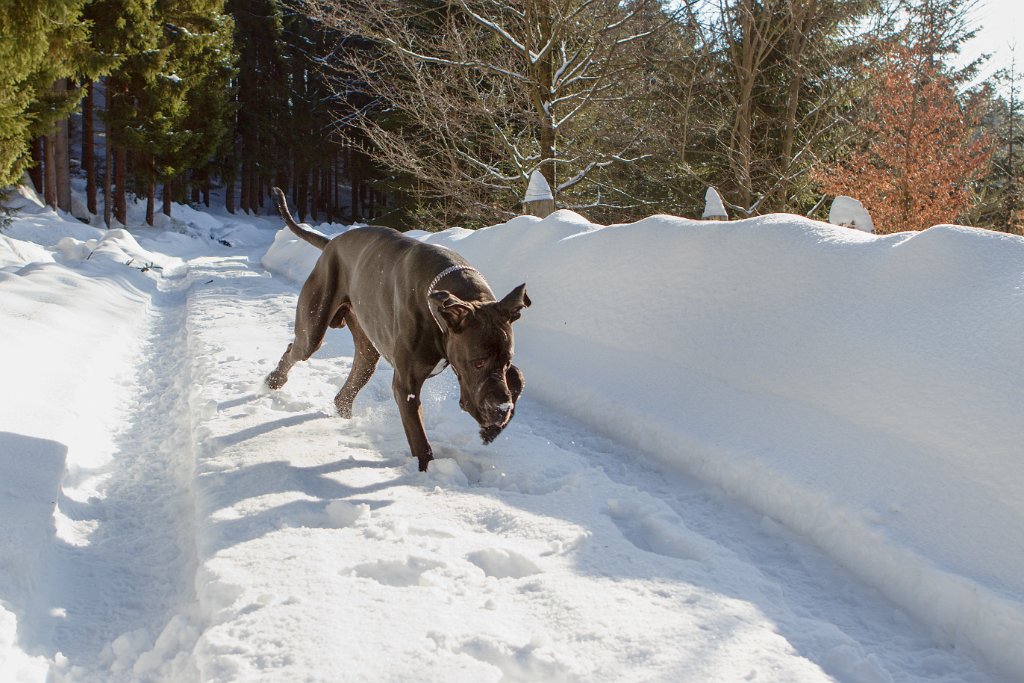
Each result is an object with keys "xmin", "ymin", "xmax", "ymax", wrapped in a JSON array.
[{"xmin": 272, "ymin": 186, "xmax": 329, "ymax": 250}]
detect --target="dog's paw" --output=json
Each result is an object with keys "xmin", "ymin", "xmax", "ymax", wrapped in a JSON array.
[
  {"xmin": 479, "ymin": 424, "xmax": 503, "ymax": 445},
  {"xmin": 264, "ymin": 371, "xmax": 287, "ymax": 390},
  {"xmin": 334, "ymin": 401, "xmax": 353, "ymax": 419}
]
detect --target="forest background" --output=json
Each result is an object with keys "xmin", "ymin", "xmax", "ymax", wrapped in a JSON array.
[{"xmin": 1, "ymin": 0, "xmax": 1021, "ymax": 235}]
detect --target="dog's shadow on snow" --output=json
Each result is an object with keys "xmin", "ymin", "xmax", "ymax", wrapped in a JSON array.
[
  {"xmin": 201, "ymin": 456, "xmax": 399, "ymax": 555},
  {"xmin": 209, "ymin": 410, "xmax": 320, "ymax": 450},
  {"xmin": 199, "ymin": 410, "xmax": 402, "ymax": 555}
]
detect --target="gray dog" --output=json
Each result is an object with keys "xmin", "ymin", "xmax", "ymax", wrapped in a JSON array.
[{"xmin": 265, "ymin": 187, "xmax": 530, "ymax": 471}]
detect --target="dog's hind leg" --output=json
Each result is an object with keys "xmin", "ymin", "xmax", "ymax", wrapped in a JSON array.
[
  {"xmin": 265, "ymin": 282, "xmax": 335, "ymax": 390},
  {"xmin": 334, "ymin": 314, "xmax": 380, "ymax": 418}
]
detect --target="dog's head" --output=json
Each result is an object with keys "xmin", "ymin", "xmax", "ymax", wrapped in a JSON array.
[{"xmin": 429, "ymin": 284, "xmax": 530, "ymax": 444}]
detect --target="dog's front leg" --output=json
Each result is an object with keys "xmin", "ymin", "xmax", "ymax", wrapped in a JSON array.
[{"xmin": 392, "ymin": 373, "xmax": 433, "ymax": 471}]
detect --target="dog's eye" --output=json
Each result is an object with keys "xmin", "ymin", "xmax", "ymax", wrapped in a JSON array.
[{"xmin": 472, "ymin": 359, "xmax": 487, "ymax": 370}]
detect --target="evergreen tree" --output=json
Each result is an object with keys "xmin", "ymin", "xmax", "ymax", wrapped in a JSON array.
[
  {"xmin": 970, "ymin": 58, "xmax": 1024, "ymax": 234},
  {"xmin": 89, "ymin": 0, "xmax": 161, "ymax": 224},
  {"xmin": 0, "ymin": 0, "xmax": 102, "ymax": 188},
  {"xmin": 228, "ymin": 0, "xmax": 289, "ymax": 214},
  {"xmin": 128, "ymin": 0, "xmax": 235, "ymax": 222},
  {"xmin": 899, "ymin": 0, "xmax": 981, "ymax": 81}
]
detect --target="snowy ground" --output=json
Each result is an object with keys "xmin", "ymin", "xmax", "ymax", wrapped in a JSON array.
[{"xmin": 1, "ymin": 184, "xmax": 1022, "ymax": 682}]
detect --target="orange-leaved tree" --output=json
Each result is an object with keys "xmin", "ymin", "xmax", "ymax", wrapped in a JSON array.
[{"xmin": 814, "ymin": 44, "xmax": 991, "ymax": 233}]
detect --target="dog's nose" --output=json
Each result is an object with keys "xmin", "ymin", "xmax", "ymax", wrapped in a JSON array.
[{"xmin": 484, "ymin": 401, "xmax": 513, "ymax": 428}]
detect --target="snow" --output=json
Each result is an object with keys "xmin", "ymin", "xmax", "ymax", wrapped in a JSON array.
[
  {"xmin": 703, "ymin": 186, "xmax": 727, "ymax": 219},
  {"xmin": 829, "ymin": 195, "xmax": 875, "ymax": 232},
  {"xmin": 524, "ymin": 170, "xmax": 554, "ymax": 202},
  {"xmin": 2, "ymin": 181, "xmax": 1023, "ymax": 682}
]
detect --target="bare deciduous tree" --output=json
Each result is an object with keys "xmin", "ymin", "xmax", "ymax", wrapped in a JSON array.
[
  {"xmin": 307, "ymin": 0, "xmax": 672, "ymax": 227},
  {"xmin": 702, "ymin": 0, "xmax": 880, "ymax": 215}
]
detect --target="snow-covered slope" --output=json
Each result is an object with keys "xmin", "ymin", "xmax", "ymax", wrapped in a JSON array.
[{"xmin": 2, "ymin": 185, "xmax": 1023, "ymax": 682}]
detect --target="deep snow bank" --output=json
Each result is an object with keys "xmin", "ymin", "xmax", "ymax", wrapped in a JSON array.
[
  {"xmin": 264, "ymin": 211, "xmax": 1024, "ymax": 678},
  {"xmin": 0, "ymin": 189, "xmax": 180, "ymax": 681}
]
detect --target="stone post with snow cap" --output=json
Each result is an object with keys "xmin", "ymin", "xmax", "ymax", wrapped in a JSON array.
[
  {"xmin": 828, "ymin": 195, "xmax": 875, "ymax": 233},
  {"xmin": 523, "ymin": 170, "xmax": 555, "ymax": 218},
  {"xmin": 702, "ymin": 187, "xmax": 727, "ymax": 220}
]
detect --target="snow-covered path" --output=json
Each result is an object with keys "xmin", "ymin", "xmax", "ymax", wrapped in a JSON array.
[{"xmin": 174, "ymin": 241, "xmax": 1003, "ymax": 681}]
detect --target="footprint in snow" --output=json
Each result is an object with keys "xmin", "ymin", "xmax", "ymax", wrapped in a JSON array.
[
  {"xmin": 348, "ymin": 556, "xmax": 445, "ymax": 587},
  {"xmin": 466, "ymin": 548, "xmax": 541, "ymax": 579},
  {"xmin": 604, "ymin": 498, "xmax": 710, "ymax": 563}
]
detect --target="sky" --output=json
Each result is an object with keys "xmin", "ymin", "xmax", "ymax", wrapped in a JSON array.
[{"xmin": 962, "ymin": 0, "xmax": 1023, "ymax": 86}]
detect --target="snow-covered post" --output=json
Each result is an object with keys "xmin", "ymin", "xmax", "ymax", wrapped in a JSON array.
[
  {"xmin": 523, "ymin": 170, "xmax": 555, "ymax": 218},
  {"xmin": 702, "ymin": 187, "xmax": 727, "ymax": 220},
  {"xmin": 828, "ymin": 195, "xmax": 875, "ymax": 233}
]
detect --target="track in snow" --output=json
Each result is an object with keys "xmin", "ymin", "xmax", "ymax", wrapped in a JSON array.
[{"xmin": 38, "ymin": 280, "xmax": 201, "ymax": 682}]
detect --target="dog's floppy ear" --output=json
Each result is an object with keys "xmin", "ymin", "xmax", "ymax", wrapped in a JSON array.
[
  {"xmin": 498, "ymin": 284, "xmax": 531, "ymax": 322},
  {"xmin": 429, "ymin": 291, "xmax": 473, "ymax": 332}
]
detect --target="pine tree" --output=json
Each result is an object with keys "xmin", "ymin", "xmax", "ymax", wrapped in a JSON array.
[
  {"xmin": 281, "ymin": 8, "xmax": 347, "ymax": 222},
  {"xmin": 0, "ymin": 0, "xmax": 102, "ymax": 188},
  {"xmin": 127, "ymin": 0, "xmax": 235, "ymax": 222},
  {"xmin": 89, "ymin": 0, "xmax": 161, "ymax": 224},
  {"xmin": 228, "ymin": 0, "xmax": 289, "ymax": 214},
  {"xmin": 899, "ymin": 0, "xmax": 981, "ymax": 82},
  {"xmin": 968, "ymin": 56, "xmax": 1024, "ymax": 234}
]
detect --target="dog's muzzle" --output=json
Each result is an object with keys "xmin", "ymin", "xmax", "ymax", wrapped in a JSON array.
[{"xmin": 475, "ymin": 365, "xmax": 524, "ymax": 445}]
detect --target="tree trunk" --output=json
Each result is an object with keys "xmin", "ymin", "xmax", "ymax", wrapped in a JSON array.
[
  {"xmin": 44, "ymin": 134, "xmax": 57, "ymax": 208},
  {"xmin": 29, "ymin": 137, "xmax": 44, "ymax": 195},
  {"xmin": 53, "ymin": 80, "xmax": 72, "ymax": 213},
  {"xmin": 55, "ymin": 117, "xmax": 72, "ymax": 213},
  {"xmin": 329, "ymin": 160, "xmax": 335, "ymax": 218},
  {"xmin": 114, "ymin": 146, "xmax": 127, "ymax": 225},
  {"xmin": 311, "ymin": 166, "xmax": 320, "ymax": 222},
  {"xmin": 104, "ymin": 135, "xmax": 112, "ymax": 227},
  {"xmin": 777, "ymin": 0, "xmax": 816, "ymax": 207},
  {"xmin": 226, "ymin": 176, "xmax": 236, "ymax": 214},
  {"xmin": 248, "ymin": 172, "xmax": 258, "ymax": 214},
  {"xmin": 83, "ymin": 79, "xmax": 97, "ymax": 215},
  {"xmin": 146, "ymin": 174, "xmax": 155, "ymax": 226},
  {"xmin": 727, "ymin": 0, "xmax": 769, "ymax": 211},
  {"xmin": 162, "ymin": 183, "xmax": 172, "ymax": 217},
  {"xmin": 333, "ymin": 151, "xmax": 340, "ymax": 221},
  {"xmin": 734, "ymin": 78, "xmax": 755, "ymax": 210},
  {"xmin": 240, "ymin": 165, "xmax": 249, "ymax": 213},
  {"xmin": 351, "ymin": 177, "xmax": 360, "ymax": 222},
  {"xmin": 297, "ymin": 171, "xmax": 308, "ymax": 222},
  {"xmin": 527, "ymin": 0, "xmax": 556, "ymax": 192}
]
